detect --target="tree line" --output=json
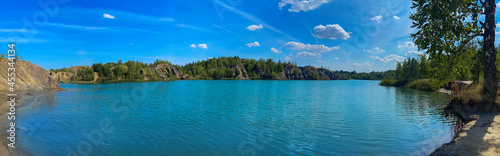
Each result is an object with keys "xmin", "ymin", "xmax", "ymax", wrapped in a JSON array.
[{"xmin": 52, "ymin": 56, "xmax": 396, "ymax": 82}]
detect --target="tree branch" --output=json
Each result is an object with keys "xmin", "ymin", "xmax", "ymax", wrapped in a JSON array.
[{"xmin": 451, "ymin": 34, "xmax": 482, "ymax": 54}]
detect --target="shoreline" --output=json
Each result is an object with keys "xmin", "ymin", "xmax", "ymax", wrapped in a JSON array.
[
  {"xmin": 0, "ymin": 90, "xmax": 62, "ymax": 156},
  {"xmin": 58, "ymin": 78, "xmax": 359, "ymax": 84},
  {"xmin": 431, "ymin": 111, "xmax": 500, "ymax": 155}
]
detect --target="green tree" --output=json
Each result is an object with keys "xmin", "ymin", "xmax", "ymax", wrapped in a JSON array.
[{"xmin": 410, "ymin": 0, "xmax": 497, "ymax": 104}]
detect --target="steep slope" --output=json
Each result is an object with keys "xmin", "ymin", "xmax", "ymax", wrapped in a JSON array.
[{"xmin": 0, "ymin": 59, "xmax": 63, "ymax": 91}]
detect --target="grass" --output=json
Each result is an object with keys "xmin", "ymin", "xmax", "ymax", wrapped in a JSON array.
[{"xmin": 457, "ymin": 80, "xmax": 483, "ymax": 104}]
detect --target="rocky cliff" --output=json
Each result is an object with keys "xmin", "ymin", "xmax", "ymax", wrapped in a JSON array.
[
  {"xmin": 150, "ymin": 63, "xmax": 184, "ymax": 80},
  {"xmin": 55, "ymin": 72, "xmax": 75, "ymax": 82},
  {"xmin": 0, "ymin": 59, "xmax": 64, "ymax": 91}
]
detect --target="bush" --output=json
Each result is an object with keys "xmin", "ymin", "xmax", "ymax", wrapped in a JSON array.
[
  {"xmin": 457, "ymin": 80, "xmax": 483, "ymax": 103},
  {"xmin": 380, "ymin": 78, "xmax": 407, "ymax": 87},
  {"xmin": 406, "ymin": 79, "xmax": 442, "ymax": 91},
  {"xmin": 380, "ymin": 78, "xmax": 397, "ymax": 86}
]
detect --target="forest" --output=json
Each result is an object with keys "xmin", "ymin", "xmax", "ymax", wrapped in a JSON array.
[
  {"xmin": 51, "ymin": 56, "xmax": 395, "ymax": 82},
  {"xmin": 380, "ymin": 41, "xmax": 500, "ymax": 91}
]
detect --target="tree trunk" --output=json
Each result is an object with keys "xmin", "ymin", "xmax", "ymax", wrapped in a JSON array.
[{"xmin": 482, "ymin": 0, "xmax": 498, "ymax": 105}]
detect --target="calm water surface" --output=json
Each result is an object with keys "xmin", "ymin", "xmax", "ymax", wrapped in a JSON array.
[{"xmin": 15, "ymin": 80, "xmax": 454, "ymax": 156}]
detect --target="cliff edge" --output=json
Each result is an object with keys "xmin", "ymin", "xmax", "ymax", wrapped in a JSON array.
[{"xmin": 0, "ymin": 59, "xmax": 64, "ymax": 91}]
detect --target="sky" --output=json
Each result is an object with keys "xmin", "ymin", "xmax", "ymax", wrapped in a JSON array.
[{"xmin": 2, "ymin": 0, "xmax": 500, "ymax": 72}]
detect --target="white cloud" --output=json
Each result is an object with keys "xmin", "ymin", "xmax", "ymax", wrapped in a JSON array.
[
  {"xmin": 496, "ymin": 22, "xmax": 500, "ymax": 28},
  {"xmin": 43, "ymin": 22, "xmax": 106, "ymax": 30},
  {"xmin": 284, "ymin": 56, "xmax": 292, "ymax": 61},
  {"xmin": 285, "ymin": 41, "xmax": 339, "ymax": 53},
  {"xmin": 354, "ymin": 62, "xmax": 374, "ymax": 67},
  {"xmin": 363, "ymin": 47, "xmax": 385, "ymax": 53},
  {"xmin": 198, "ymin": 44, "xmax": 208, "ymax": 49},
  {"xmin": 103, "ymin": 13, "xmax": 115, "ymax": 19},
  {"xmin": 313, "ymin": 24, "xmax": 351, "ymax": 40},
  {"xmin": 406, "ymin": 50, "xmax": 425, "ymax": 57},
  {"xmin": 271, "ymin": 47, "xmax": 281, "ymax": 53},
  {"xmin": 0, "ymin": 29, "xmax": 35, "ymax": 33},
  {"xmin": 393, "ymin": 15, "xmax": 400, "ymax": 20},
  {"xmin": 246, "ymin": 24, "xmax": 263, "ymax": 31},
  {"xmin": 245, "ymin": 41, "xmax": 260, "ymax": 47},
  {"xmin": 316, "ymin": 60, "xmax": 327, "ymax": 63},
  {"xmin": 278, "ymin": 0, "xmax": 331, "ymax": 12},
  {"xmin": 190, "ymin": 43, "xmax": 208, "ymax": 49},
  {"xmin": 297, "ymin": 52, "xmax": 321, "ymax": 58},
  {"xmin": 497, "ymin": 2, "xmax": 500, "ymax": 7},
  {"xmin": 334, "ymin": 57, "xmax": 339, "ymax": 60},
  {"xmin": 398, "ymin": 41, "xmax": 416, "ymax": 48},
  {"xmin": 370, "ymin": 54, "xmax": 405, "ymax": 62},
  {"xmin": 371, "ymin": 15, "xmax": 383, "ymax": 23},
  {"xmin": 214, "ymin": 0, "xmax": 297, "ymax": 41}
]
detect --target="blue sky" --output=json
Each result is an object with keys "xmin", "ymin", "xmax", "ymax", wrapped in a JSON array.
[{"xmin": 2, "ymin": 0, "xmax": 500, "ymax": 72}]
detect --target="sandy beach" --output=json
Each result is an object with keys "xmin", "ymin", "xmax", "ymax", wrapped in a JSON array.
[{"xmin": 432, "ymin": 112, "xmax": 500, "ymax": 155}]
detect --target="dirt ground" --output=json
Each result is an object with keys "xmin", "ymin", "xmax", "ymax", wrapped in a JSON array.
[{"xmin": 432, "ymin": 113, "xmax": 500, "ymax": 155}]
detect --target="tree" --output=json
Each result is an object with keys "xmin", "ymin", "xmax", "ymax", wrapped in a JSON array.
[
  {"xmin": 410, "ymin": 0, "xmax": 497, "ymax": 105},
  {"xmin": 419, "ymin": 55, "xmax": 429, "ymax": 79}
]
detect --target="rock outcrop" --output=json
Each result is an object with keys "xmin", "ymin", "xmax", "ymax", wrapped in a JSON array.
[
  {"xmin": 151, "ymin": 63, "xmax": 183, "ymax": 80},
  {"xmin": 56, "ymin": 72, "xmax": 75, "ymax": 82},
  {"xmin": 0, "ymin": 59, "xmax": 64, "ymax": 91}
]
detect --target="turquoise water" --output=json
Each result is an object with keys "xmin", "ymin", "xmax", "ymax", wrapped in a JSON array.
[{"xmin": 16, "ymin": 80, "xmax": 454, "ymax": 156}]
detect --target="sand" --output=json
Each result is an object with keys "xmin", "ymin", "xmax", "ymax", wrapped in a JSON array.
[
  {"xmin": 432, "ymin": 113, "xmax": 500, "ymax": 155},
  {"xmin": 0, "ymin": 91, "xmax": 44, "ymax": 156}
]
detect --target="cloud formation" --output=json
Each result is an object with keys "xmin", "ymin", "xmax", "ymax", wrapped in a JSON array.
[
  {"xmin": 316, "ymin": 60, "xmax": 327, "ymax": 63},
  {"xmin": 354, "ymin": 62, "xmax": 374, "ymax": 67},
  {"xmin": 0, "ymin": 29, "xmax": 35, "ymax": 33},
  {"xmin": 214, "ymin": 0, "xmax": 297, "ymax": 40},
  {"xmin": 313, "ymin": 24, "xmax": 351, "ymax": 40},
  {"xmin": 190, "ymin": 44, "xmax": 208, "ymax": 49},
  {"xmin": 398, "ymin": 41, "xmax": 416, "ymax": 48},
  {"xmin": 284, "ymin": 56, "xmax": 292, "ymax": 61},
  {"xmin": 370, "ymin": 54, "xmax": 405, "ymax": 62},
  {"xmin": 393, "ymin": 15, "xmax": 400, "ymax": 20},
  {"xmin": 245, "ymin": 41, "xmax": 260, "ymax": 47},
  {"xmin": 406, "ymin": 50, "xmax": 425, "ymax": 57},
  {"xmin": 271, "ymin": 47, "xmax": 281, "ymax": 53},
  {"xmin": 278, "ymin": 0, "xmax": 331, "ymax": 12},
  {"xmin": 103, "ymin": 13, "xmax": 115, "ymax": 19},
  {"xmin": 284, "ymin": 41, "xmax": 339, "ymax": 53},
  {"xmin": 296, "ymin": 52, "xmax": 321, "ymax": 58},
  {"xmin": 246, "ymin": 24, "xmax": 263, "ymax": 31},
  {"xmin": 371, "ymin": 15, "xmax": 383, "ymax": 23},
  {"xmin": 363, "ymin": 47, "xmax": 385, "ymax": 53}
]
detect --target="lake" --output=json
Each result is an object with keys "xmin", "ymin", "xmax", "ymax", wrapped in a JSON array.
[{"xmin": 15, "ymin": 80, "xmax": 454, "ymax": 156}]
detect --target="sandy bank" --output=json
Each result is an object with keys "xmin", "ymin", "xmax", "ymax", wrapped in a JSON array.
[
  {"xmin": 432, "ymin": 112, "xmax": 500, "ymax": 155},
  {"xmin": 0, "ymin": 90, "xmax": 59, "ymax": 156}
]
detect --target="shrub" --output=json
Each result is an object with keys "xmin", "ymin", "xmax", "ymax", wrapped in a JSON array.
[
  {"xmin": 380, "ymin": 78, "xmax": 408, "ymax": 87},
  {"xmin": 406, "ymin": 79, "xmax": 442, "ymax": 91},
  {"xmin": 380, "ymin": 78, "xmax": 397, "ymax": 86},
  {"xmin": 457, "ymin": 80, "xmax": 483, "ymax": 103}
]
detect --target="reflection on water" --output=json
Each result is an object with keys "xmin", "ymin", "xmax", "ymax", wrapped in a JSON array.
[{"xmin": 16, "ymin": 80, "xmax": 454, "ymax": 156}]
